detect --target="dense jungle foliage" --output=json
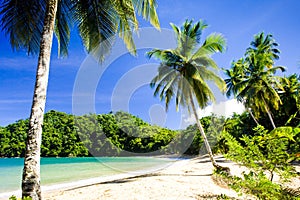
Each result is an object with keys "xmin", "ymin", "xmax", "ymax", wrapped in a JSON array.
[{"xmin": 0, "ymin": 105, "xmax": 299, "ymax": 158}]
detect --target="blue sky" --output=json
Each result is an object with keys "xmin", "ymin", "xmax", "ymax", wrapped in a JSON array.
[{"xmin": 0, "ymin": 0, "xmax": 300, "ymax": 129}]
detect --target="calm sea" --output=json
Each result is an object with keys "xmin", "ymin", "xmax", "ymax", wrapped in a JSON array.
[{"xmin": 0, "ymin": 157, "xmax": 172, "ymax": 194}]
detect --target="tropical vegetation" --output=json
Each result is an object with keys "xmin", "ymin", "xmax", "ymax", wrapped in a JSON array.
[
  {"xmin": 0, "ymin": 0, "xmax": 159, "ymax": 199},
  {"xmin": 0, "ymin": 110, "xmax": 199, "ymax": 157},
  {"xmin": 216, "ymin": 126, "xmax": 300, "ymax": 200},
  {"xmin": 0, "ymin": 2, "xmax": 299, "ymax": 197},
  {"xmin": 225, "ymin": 33, "xmax": 285, "ymax": 129},
  {"xmin": 218, "ymin": 32, "xmax": 300, "ymax": 199}
]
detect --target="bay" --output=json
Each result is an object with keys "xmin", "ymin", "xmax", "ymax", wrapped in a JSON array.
[{"xmin": 0, "ymin": 157, "xmax": 171, "ymax": 193}]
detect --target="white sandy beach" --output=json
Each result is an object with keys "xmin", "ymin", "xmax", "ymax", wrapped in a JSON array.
[
  {"xmin": 2, "ymin": 155, "xmax": 299, "ymax": 200},
  {"xmin": 43, "ymin": 155, "xmax": 251, "ymax": 200}
]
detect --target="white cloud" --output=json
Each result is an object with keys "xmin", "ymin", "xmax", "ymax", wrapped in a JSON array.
[{"xmin": 184, "ymin": 99, "xmax": 245, "ymax": 125}]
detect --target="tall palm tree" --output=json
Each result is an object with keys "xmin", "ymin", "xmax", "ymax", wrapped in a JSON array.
[
  {"xmin": 225, "ymin": 32, "xmax": 285, "ymax": 129},
  {"xmin": 0, "ymin": 0, "xmax": 159, "ymax": 199},
  {"xmin": 241, "ymin": 33, "xmax": 285, "ymax": 129},
  {"xmin": 278, "ymin": 74, "xmax": 300, "ymax": 125},
  {"xmin": 224, "ymin": 58, "xmax": 260, "ymax": 126},
  {"xmin": 147, "ymin": 20, "xmax": 228, "ymax": 171}
]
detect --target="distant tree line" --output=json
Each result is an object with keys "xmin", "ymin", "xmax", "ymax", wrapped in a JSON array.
[
  {"xmin": 0, "ymin": 110, "xmax": 195, "ymax": 157},
  {"xmin": 1, "ymin": 105, "xmax": 299, "ymax": 158}
]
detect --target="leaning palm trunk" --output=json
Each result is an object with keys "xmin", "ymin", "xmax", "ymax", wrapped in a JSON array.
[
  {"xmin": 241, "ymin": 99, "xmax": 259, "ymax": 126},
  {"xmin": 189, "ymin": 92, "xmax": 229, "ymax": 172},
  {"xmin": 22, "ymin": 0, "xmax": 58, "ymax": 199},
  {"xmin": 246, "ymin": 107, "xmax": 260, "ymax": 126},
  {"xmin": 262, "ymin": 96, "xmax": 276, "ymax": 129}
]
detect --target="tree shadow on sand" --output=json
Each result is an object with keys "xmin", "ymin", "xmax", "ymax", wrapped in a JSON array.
[{"xmin": 99, "ymin": 172, "xmax": 213, "ymax": 185}]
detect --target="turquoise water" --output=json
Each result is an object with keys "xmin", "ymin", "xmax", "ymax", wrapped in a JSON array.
[{"xmin": 0, "ymin": 157, "xmax": 171, "ymax": 193}]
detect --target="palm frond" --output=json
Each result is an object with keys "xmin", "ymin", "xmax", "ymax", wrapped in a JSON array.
[
  {"xmin": 191, "ymin": 56, "xmax": 218, "ymax": 70},
  {"xmin": 153, "ymin": 67, "xmax": 177, "ymax": 96},
  {"xmin": 170, "ymin": 22, "xmax": 180, "ymax": 39},
  {"xmin": 73, "ymin": 0, "xmax": 117, "ymax": 61},
  {"xmin": 223, "ymin": 59, "xmax": 248, "ymax": 98},
  {"xmin": 191, "ymin": 33, "xmax": 226, "ymax": 60},
  {"xmin": 147, "ymin": 49, "xmax": 182, "ymax": 67},
  {"xmin": 267, "ymin": 65, "xmax": 286, "ymax": 74},
  {"xmin": 113, "ymin": 0, "xmax": 138, "ymax": 54},
  {"xmin": 55, "ymin": 0, "xmax": 73, "ymax": 57},
  {"xmin": 192, "ymin": 79, "xmax": 215, "ymax": 108},
  {"xmin": 150, "ymin": 64, "xmax": 176, "ymax": 94},
  {"xmin": 175, "ymin": 77, "xmax": 189, "ymax": 111},
  {"xmin": 132, "ymin": 0, "xmax": 160, "ymax": 29},
  {"xmin": 0, "ymin": 0, "xmax": 46, "ymax": 55},
  {"xmin": 195, "ymin": 65, "xmax": 226, "ymax": 92},
  {"xmin": 164, "ymin": 88, "xmax": 174, "ymax": 111},
  {"xmin": 177, "ymin": 19, "xmax": 208, "ymax": 58}
]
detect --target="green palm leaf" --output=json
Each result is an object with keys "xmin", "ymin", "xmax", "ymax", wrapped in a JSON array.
[
  {"xmin": 73, "ymin": 0, "xmax": 117, "ymax": 61},
  {"xmin": 0, "ymin": 0, "xmax": 46, "ymax": 55},
  {"xmin": 191, "ymin": 33, "xmax": 226, "ymax": 60},
  {"xmin": 54, "ymin": 0, "xmax": 73, "ymax": 57},
  {"xmin": 133, "ymin": 0, "xmax": 160, "ymax": 29}
]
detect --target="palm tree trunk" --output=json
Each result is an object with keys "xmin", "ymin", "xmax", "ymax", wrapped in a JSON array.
[
  {"xmin": 262, "ymin": 96, "xmax": 276, "ymax": 129},
  {"xmin": 242, "ymin": 99, "xmax": 259, "ymax": 126},
  {"xmin": 247, "ymin": 107, "xmax": 260, "ymax": 126},
  {"xmin": 188, "ymin": 92, "xmax": 229, "ymax": 173},
  {"xmin": 22, "ymin": 0, "xmax": 58, "ymax": 199}
]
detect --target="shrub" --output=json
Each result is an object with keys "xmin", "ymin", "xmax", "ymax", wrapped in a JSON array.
[{"xmin": 216, "ymin": 126, "xmax": 300, "ymax": 199}]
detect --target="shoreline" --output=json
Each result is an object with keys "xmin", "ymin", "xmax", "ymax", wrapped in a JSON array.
[
  {"xmin": 5, "ymin": 155, "xmax": 297, "ymax": 199},
  {"xmin": 42, "ymin": 155, "xmax": 244, "ymax": 200},
  {"xmin": 0, "ymin": 156, "xmax": 186, "ymax": 200}
]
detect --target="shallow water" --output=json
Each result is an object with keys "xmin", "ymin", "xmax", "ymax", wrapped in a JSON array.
[{"xmin": 0, "ymin": 157, "xmax": 171, "ymax": 193}]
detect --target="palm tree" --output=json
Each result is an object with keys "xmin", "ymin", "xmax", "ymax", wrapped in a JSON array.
[
  {"xmin": 224, "ymin": 58, "xmax": 260, "ymax": 126},
  {"xmin": 0, "ymin": 0, "xmax": 159, "ymax": 199},
  {"xmin": 226, "ymin": 32, "xmax": 285, "ymax": 129},
  {"xmin": 278, "ymin": 74, "xmax": 300, "ymax": 125},
  {"xmin": 147, "ymin": 19, "xmax": 228, "ymax": 171},
  {"xmin": 242, "ymin": 33, "xmax": 285, "ymax": 129}
]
